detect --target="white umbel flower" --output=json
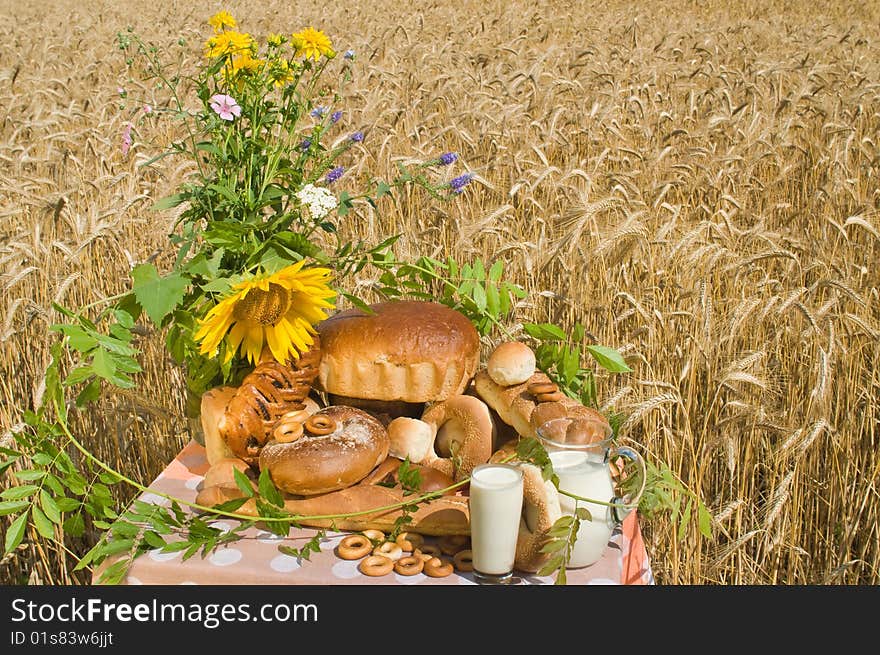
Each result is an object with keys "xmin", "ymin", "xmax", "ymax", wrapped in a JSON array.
[{"xmin": 295, "ymin": 183, "xmax": 338, "ymax": 220}]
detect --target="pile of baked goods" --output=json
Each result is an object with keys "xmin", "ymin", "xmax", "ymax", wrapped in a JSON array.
[{"xmin": 196, "ymin": 299, "xmax": 612, "ymax": 574}]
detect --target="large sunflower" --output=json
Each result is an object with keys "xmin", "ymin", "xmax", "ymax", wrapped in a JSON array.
[{"xmin": 194, "ymin": 262, "xmax": 336, "ymax": 365}]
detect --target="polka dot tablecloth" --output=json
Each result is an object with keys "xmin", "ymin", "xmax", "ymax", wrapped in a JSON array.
[{"xmin": 93, "ymin": 442, "xmax": 654, "ymax": 586}]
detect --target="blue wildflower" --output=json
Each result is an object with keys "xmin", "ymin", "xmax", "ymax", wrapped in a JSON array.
[
  {"xmin": 310, "ymin": 106, "xmax": 326, "ymax": 118},
  {"xmin": 330, "ymin": 110, "xmax": 343, "ymax": 124},
  {"xmin": 449, "ymin": 172, "xmax": 475, "ymax": 193},
  {"xmin": 326, "ymin": 166, "xmax": 344, "ymax": 184},
  {"xmin": 300, "ymin": 138, "xmax": 312, "ymax": 151},
  {"xmin": 344, "ymin": 49, "xmax": 355, "ymax": 60},
  {"xmin": 350, "ymin": 131, "xmax": 364, "ymax": 143},
  {"xmin": 439, "ymin": 152, "xmax": 458, "ymax": 166}
]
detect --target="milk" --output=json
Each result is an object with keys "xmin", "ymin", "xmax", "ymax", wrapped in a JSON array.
[
  {"xmin": 549, "ymin": 450, "xmax": 616, "ymax": 568},
  {"xmin": 468, "ymin": 464, "xmax": 524, "ymax": 581}
]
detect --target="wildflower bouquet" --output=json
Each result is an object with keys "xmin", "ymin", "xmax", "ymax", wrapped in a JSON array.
[{"xmin": 1, "ymin": 12, "xmax": 708, "ymax": 584}]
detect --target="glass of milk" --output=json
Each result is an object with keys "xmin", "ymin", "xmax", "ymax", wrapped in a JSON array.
[
  {"xmin": 537, "ymin": 419, "xmax": 645, "ymax": 569},
  {"xmin": 468, "ymin": 463, "xmax": 524, "ymax": 584}
]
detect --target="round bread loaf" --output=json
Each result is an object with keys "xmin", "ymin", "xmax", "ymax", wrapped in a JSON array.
[
  {"xmin": 259, "ymin": 406, "xmax": 389, "ymax": 495},
  {"xmin": 316, "ymin": 301, "xmax": 480, "ymax": 403},
  {"xmin": 487, "ymin": 341, "xmax": 536, "ymax": 386}
]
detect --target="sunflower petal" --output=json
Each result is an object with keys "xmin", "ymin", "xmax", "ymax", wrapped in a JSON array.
[{"xmin": 243, "ymin": 324, "xmax": 264, "ymax": 364}]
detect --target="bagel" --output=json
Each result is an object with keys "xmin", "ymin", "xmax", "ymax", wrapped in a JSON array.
[
  {"xmin": 419, "ymin": 395, "xmax": 495, "ymax": 482},
  {"xmin": 489, "ymin": 444, "xmax": 563, "ymax": 573},
  {"xmin": 259, "ymin": 405, "xmax": 389, "ymax": 495}
]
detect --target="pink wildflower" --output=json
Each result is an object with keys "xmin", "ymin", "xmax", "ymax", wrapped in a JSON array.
[
  {"xmin": 143, "ymin": 105, "xmax": 152, "ymax": 114},
  {"xmin": 209, "ymin": 94, "xmax": 241, "ymax": 121},
  {"xmin": 121, "ymin": 123, "xmax": 132, "ymax": 155}
]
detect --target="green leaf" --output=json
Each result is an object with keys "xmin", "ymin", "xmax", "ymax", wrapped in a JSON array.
[
  {"xmin": 63, "ymin": 513, "xmax": 85, "ymax": 537},
  {"xmin": 151, "ymin": 193, "xmax": 187, "ymax": 211},
  {"xmin": 91, "ymin": 348, "xmax": 117, "ymax": 380},
  {"xmin": 678, "ymin": 498, "xmax": 693, "ymax": 542},
  {"xmin": 4, "ymin": 510, "xmax": 28, "ymax": 554},
  {"xmin": 488, "ymin": 260, "xmax": 503, "ymax": 282},
  {"xmin": 698, "ymin": 502, "xmax": 712, "ymax": 538},
  {"xmin": 31, "ymin": 505, "xmax": 55, "ymax": 539},
  {"xmin": 540, "ymin": 539, "xmax": 568, "ymax": 554},
  {"xmin": 40, "ymin": 490, "xmax": 61, "ymax": 524},
  {"xmin": 13, "ymin": 469, "xmax": 46, "ymax": 482},
  {"xmin": 586, "ymin": 345, "xmax": 632, "ymax": 373},
  {"xmin": 375, "ymin": 181, "xmax": 391, "ymax": 198},
  {"xmin": 523, "ymin": 322, "xmax": 567, "ymax": 340},
  {"xmin": 258, "ymin": 468, "xmax": 284, "ymax": 508},
  {"xmin": 233, "ymin": 468, "xmax": 255, "ymax": 498},
  {"xmin": 75, "ymin": 378, "xmax": 102, "ymax": 407},
  {"xmin": 576, "ymin": 507, "xmax": 593, "ymax": 522},
  {"xmin": 537, "ymin": 554, "xmax": 563, "ymax": 577},
  {"xmin": 0, "ymin": 500, "xmax": 30, "ymax": 516},
  {"xmin": 1, "ymin": 484, "xmax": 40, "ymax": 501},
  {"xmin": 131, "ymin": 264, "xmax": 189, "ymax": 326}
]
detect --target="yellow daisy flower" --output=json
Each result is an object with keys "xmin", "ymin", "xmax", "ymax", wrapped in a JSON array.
[
  {"xmin": 229, "ymin": 52, "xmax": 265, "ymax": 77},
  {"xmin": 209, "ymin": 10, "xmax": 237, "ymax": 33},
  {"xmin": 291, "ymin": 27, "xmax": 334, "ymax": 61},
  {"xmin": 204, "ymin": 30, "xmax": 254, "ymax": 59},
  {"xmin": 268, "ymin": 58, "xmax": 295, "ymax": 87},
  {"xmin": 194, "ymin": 262, "xmax": 336, "ymax": 365},
  {"xmin": 267, "ymin": 33, "xmax": 285, "ymax": 47}
]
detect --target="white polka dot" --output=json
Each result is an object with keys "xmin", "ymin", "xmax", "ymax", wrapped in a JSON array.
[
  {"xmin": 586, "ymin": 577, "xmax": 620, "ymax": 585},
  {"xmin": 148, "ymin": 548, "xmax": 181, "ymax": 562},
  {"xmin": 319, "ymin": 534, "xmax": 344, "ymax": 551},
  {"xmin": 209, "ymin": 521, "xmax": 233, "ymax": 534},
  {"xmin": 394, "ymin": 572, "xmax": 426, "ymax": 585},
  {"xmin": 179, "ymin": 581, "xmax": 198, "ymax": 585},
  {"xmin": 139, "ymin": 492, "xmax": 168, "ymax": 506},
  {"xmin": 331, "ymin": 559, "xmax": 361, "ymax": 579},
  {"xmin": 256, "ymin": 530, "xmax": 285, "ymax": 544},
  {"xmin": 269, "ymin": 554, "xmax": 301, "ymax": 573},
  {"xmin": 184, "ymin": 477, "xmax": 203, "ymax": 490},
  {"xmin": 127, "ymin": 576, "xmax": 143, "ymax": 585},
  {"xmin": 208, "ymin": 548, "xmax": 242, "ymax": 567}
]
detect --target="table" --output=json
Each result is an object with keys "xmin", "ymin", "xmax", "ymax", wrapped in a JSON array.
[{"xmin": 94, "ymin": 441, "xmax": 654, "ymax": 585}]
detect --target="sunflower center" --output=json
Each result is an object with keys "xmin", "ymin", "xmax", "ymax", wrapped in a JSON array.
[{"xmin": 233, "ymin": 283, "xmax": 291, "ymax": 325}]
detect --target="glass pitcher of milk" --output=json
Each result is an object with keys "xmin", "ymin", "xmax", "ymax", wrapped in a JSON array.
[{"xmin": 537, "ymin": 418, "xmax": 645, "ymax": 569}]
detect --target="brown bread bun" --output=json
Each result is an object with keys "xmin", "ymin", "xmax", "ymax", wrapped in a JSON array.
[
  {"xmin": 315, "ymin": 301, "xmax": 480, "ymax": 403},
  {"xmin": 259, "ymin": 405, "xmax": 389, "ymax": 495},
  {"xmin": 487, "ymin": 341, "xmax": 536, "ymax": 387}
]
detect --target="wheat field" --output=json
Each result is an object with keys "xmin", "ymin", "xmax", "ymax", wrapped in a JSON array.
[{"xmin": 1, "ymin": 0, "xmax": 878, "ymax": 584}]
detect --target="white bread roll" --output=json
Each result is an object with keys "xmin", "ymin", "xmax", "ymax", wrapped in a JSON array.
[{"xmin": 487, "ymin": 341, "xmax": 536, "ymax": 387}]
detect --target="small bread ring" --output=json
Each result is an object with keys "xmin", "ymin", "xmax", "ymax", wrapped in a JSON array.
[
  {"xmin": 359, "ymin": 555, "xmax": 394, "ymax": 577},
  {"xmin": 415, "ymin": 545, "xmax": 442, "ymax": 560},
  {"xmin": 281, "ymin": 409, "xmax": 310, "ymax": 424},
  {"xmin": 336, "ymin": 535, "xmax": 372, "ymax": 560},
  {"xmin": 273, "ymin": 419, "xmax": 304, "ymax": 444},
  {"xmin": 423, "ymin": 556, "xmax": 454, "ymax": 578},
  {"xmin": 537, "ymin": 391, "xmax": 567, "ymax": 403},
  {"xmin": 528, "ymin": 382, "xmax": 558, "ymax": 395},
  {"xmin": 453, "ymin": 549, "xmax": 474, "ymax": 572},
  {"xmin": 394, "ymin": 555, "xmax": 425, "ymax": 576},
  {"xmin": 373, "ymin": 541, "xmax": 404, "ymax": 561},
  {"xmin": 395, "ymin": 532, "xmax": 425, "ymax": 552},
  {"xmin": 304, "ymin": 414, "xmax": 336, "ymax": 436},
  {"xmin": 361, "ymin": 529, "xmax": 385, "ymax": 542},
  {"xmin": 439, "ymin": 535, "xmax": 470, "ymax": 556}
]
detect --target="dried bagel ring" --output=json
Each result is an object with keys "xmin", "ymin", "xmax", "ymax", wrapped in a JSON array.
[
  {"xmin": 359, "ymin": 555, "xmax": 394, "ymax": 577},
  {"xmin": 336, "ymin": 534, "xmax": 372, "ymax": 560},
  {"xmin": 361, "ymin": 529, "xmax": 385, "ymax": 543},
  {"xmin": 373, "ymin": 541, "xmax": 404, "ymax": 561},
  {"xmin": 395, "ymin": 532, "xmax": 425, "ymax": 552},
  {"xmin": 304, "ymin": 414, "xmax": 336, "ymax": 436},
  {"xmin": 439, "ymin": 534, "xmax": 469, "ymax": 556},
  {"xmin": 528, "ymin": 381, "xmax": 558, "ymax": 395},
  {"xmin": 394, "ymin": 555, "xmax": 425, "ymax": 576},
  {"xmin": 536, "ymin": 391, "xmax": 566, "ymax": 403},
  {"xmin": 415, "ymin": 545, "xmax": 441, "ymax": 560},
  {"xmin": 273, "ymin": 419, "xmax": 304, "ymax": 444},
  {"xmin": 453, "ymin": 549, "xmax": 474, "ymax": 572},
  {"xmin": 423, "ymin": 556, "xmax": 454, "ymax": 578}
]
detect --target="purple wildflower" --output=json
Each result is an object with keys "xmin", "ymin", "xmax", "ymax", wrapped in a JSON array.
[
  {"xmin": 439, "ymin": 152, "xmax": 458, "ymax": 166},
  {"xmin": 310, "ymin": 106, "xmax": 326, "ymax": 118},
  {"xmin": 449, "ymin": 172, "xmax": 475, "ymax": 193},
  {"xmin": 350, "ymin": 131, "xmax": 364, "ymax": 143},
  {"xmin": 343, "ymin": 49, "xmax": 355, "ymax": 60},
  {"xmin": 300, "ymin": 138, "xmax": 312, "ymax": 151},
  {"xmin": 325, "ymin": 166, "xmax": 344, "ymax": 184},
  {"xmin": 330, "ymin": 110, "xmax": 342, "ymax": 124}
]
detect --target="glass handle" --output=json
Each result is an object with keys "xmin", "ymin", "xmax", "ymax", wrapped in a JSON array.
[{"xmin": 609, "ymin": 446, "xmax": 646, "ymax": 525}]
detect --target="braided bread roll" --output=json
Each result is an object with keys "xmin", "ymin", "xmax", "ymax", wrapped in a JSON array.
[{"xmin": 219, "ymin": 338, "xmax": 322, "ymax": 465}]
